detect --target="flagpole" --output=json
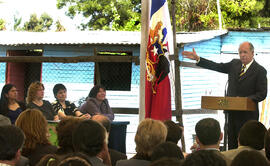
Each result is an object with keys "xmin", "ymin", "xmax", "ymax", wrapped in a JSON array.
[
  {"xmin": 139, "ymin": 0, "xmax": 149, "ymax": 122},
  {"xmin": 171, "ymin": 0, "xmax": 186, "ymax": 152}
]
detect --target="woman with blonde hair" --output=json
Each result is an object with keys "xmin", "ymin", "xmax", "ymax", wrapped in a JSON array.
[
  {"xmin": 116, "ymin": 118, "xmax": 167, "ymax": 166},
  {"xmin": 15, "ymin": 108, "xmax": 57, "ymax": 166},
  {"xmin": 26, "ymin": 81, "xmax": 58, "ymax": 121}
]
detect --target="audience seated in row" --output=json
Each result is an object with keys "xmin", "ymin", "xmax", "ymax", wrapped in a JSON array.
[
  {"xmin": 52, "ymin": 83, "xmax": 90, "ymax": 120},
  {"xmin": 183, "ymin": 150, "xmax": 227, "ymax": 166},
  {"xmin": 116, "ymin": 118, "xmax": 167, "ymax": 166},
  {"xmin": 221, "ymin": 120, "xmax": 267, "ymax": 160},
  {"xmin": 0, "ymin": 125, "xmax": 27, "ymax": 166},
  {"xmin": 72, "ymin": 119, "xmax": 111, "ymax": 166},
  {"xmin": 15, "ymin": 108, "xmax": 57, "ymax": 166},
  {"xmin": 26, "ymin": 81, "xmax": 59, "ymax": 121},
  {"xmin": 150, "ymin": 141, "xmax": 184, "ymax": 161},
  {"xmin": 163, "ymin": 120, "xmax": 183, "ymax": 144},
  {"xmin": 193, "ymin": 118, "xmax": 231, "ymax": 166},
  {"xmin": 230, "ymin": 150, "xmax": 269, "ymax": 166},
  {"xmin": 149, "ymin": 157, "xmax": 184, "ymax": 166},
  {"xmin": 92, "ymin": 115, "xmax": 127, "ymax": 166},
  {"xmin": 0, "ymin": 84, "xmax": 26, "ymax": 124}
]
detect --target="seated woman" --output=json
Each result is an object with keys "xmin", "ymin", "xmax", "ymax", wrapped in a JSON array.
[
  {"xmin": 26, "ymin": 81, "xmax": 59, "ymax": 121},
  {"xmin": 80, "ymin": 85, "xmax": 114, "ymax": 121},
  {"xmin": 0, "ymin": 84, "xmax": 26, "ymax": 124},
  {"xmin": 15, "ymin": 108, "xmax": 57, "ymax": 166},
  {"xmin": 52, "ymin": 83, "xmax": 90, "ymax": 120}
]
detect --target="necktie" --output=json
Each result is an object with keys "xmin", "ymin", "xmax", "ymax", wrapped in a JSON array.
[{"xmin": 239, "ymin": 64, "xmax": 246, "ymax": 77}]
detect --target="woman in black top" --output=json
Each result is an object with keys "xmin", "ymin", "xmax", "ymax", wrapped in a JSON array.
[
  {"xmin": 52, "ymin": 83, "xmax": 90, "ymax": 120},
  {"xmin": 0, "ymin": 84, "xmax": 26, "ymax": 124},
  {"xmin": 26, "ymin": 81, "xmax": 59, "ymax": 121}
]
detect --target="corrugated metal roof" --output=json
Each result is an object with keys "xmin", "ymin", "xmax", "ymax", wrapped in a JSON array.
[{"xmin": 0, "ymin": 30, "xmax": 228, "ymax": 46}]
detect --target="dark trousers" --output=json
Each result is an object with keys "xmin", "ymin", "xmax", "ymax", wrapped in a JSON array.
[{"xmin": 227, "ymin": 111, "xmax": 258, "ymax": 149}]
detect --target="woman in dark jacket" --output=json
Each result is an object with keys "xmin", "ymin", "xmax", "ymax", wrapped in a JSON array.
[
  {"xmin": 80, "ymin": 85, "xmax": 114, "ymax": 121},
  {"xmin": 0, "ymin": 84, "xmax": 26, "ymax": 124}
]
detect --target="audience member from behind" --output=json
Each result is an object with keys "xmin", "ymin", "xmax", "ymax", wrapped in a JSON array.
[
  {"xmin": 151, "ymin": 141, "xmax": 184, "ymax": 161},
  {"xmin": 193, "ymin": 118, "xmax": 230, "ymax": 165},
  {"xmin": 15, "ymin": 108, "xmax": 57, "ymax": 166},
  {"xmin": 0, "ymin": 114, "xmax": 11, "ymax": 125},
  {"xmin": 116, "ymin": 118, "xmax": 167, "ymax": 166},
  {"xmin": 52, "ymin": 83, "xmax": 90, "ymax": 120},
  {"xmin": 0, "ymin": 84, "xmax": 26, "ymax": 124},
  {"xmin": 57, "ymin": 153, "xmax": 93, "ymax": 166},
  {"xmin": 264, "ymin": 128, "xmax": 270, "ymax": 161},
  {"xmin": 26, "ymin": 81, "xmax": 59, "ymax": 121},
  {"xmin": 222, "ymin": 120, "xmax": 267, "ymax": 161},
  {"xmin": 0, "ymin": 125, "xmax": 25, "ymax": 166},
  {"xmin": 72, "ymin": 119, "xmax": 111, "ymax": 166},
  {"xmin": 0, "ymin": 115, "xmax": 29, "ymax": 166},
  {"xmin": 230, "ymin": 150, "xmax": 269, "ymax": 166},
  {"xmin": 163, "ymin": 120, "xmax": 183, "ymax": 144},
  {"xmin": 183, "ymin": 150, "xmax": 226, "ymax": 166},
  {"xmin": 56, "ymin": 116, "xmax": 84, "ymax": 157},
  {"xmin": 149, "ymin": 157, "xmax": 184, "ymax": 166},
  {"xmin": 80, "ymin": 85, "xmax": 114, "ymax": 121},
  {"xmin": 92, "ymin": 115, "xmax": 127, "ymax": 166}
]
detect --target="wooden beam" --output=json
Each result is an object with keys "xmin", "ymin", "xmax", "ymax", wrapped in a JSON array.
[
  {"xmin": 112, "ymin": 108, "xmax": 217, "ymax": 115},
  {"xmin": 0, "ymin": 55, "xmax": 140, "ymax": 63}
]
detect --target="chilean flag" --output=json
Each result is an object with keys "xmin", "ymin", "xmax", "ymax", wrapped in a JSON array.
[{"xmin": 145, "ymin": 0, "xmax": 173, "ymax": 120}]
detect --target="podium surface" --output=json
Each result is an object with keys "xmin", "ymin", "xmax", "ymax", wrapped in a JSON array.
[{"xmin": 201, "ymin": 96, "xmax": 256, "ymax": 111}]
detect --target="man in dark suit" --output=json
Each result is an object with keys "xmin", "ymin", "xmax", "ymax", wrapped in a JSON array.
[{"xmin": 182, "ymin": 41, "xmax": 267, "ymax": 149}]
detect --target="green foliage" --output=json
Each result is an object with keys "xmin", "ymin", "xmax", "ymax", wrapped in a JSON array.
[
  {"xmin": 57, "ymin": 0, "xmax": 141, "ymax": 31},
  {"xmin": 220, "ymin": 0, "xmax": 264, "ymax": 28},
  {"xmin": 0, "ymin": 18, "xmax": 5, "ymax": 30},
  {"xmin": 13, "ymin": 15, "xmax": 22, "ymax": 31},
  {"xmin": 170, "ymin": 0, "xmax": 219, "ymax": 31},
  {"xmin": 23, "ymin": 13, "xmax": 53, "ymax": 32},
  {"xmin": 55, "ymin": 20, "xmax": 66, "ymax": 31}
]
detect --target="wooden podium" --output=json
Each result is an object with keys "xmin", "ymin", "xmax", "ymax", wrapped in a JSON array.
[
  {"xmin": 201, "ymin": 96, "xmax": 256, "ymax": 111},
  {"xmin": 201, "ymin": 96, "xmax": 256, "ymax": 151}
]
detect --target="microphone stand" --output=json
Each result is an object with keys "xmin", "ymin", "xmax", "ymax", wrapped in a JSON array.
[{"xmin": 223, "ymin": 80, "xmax": 229, "ymax": 151}]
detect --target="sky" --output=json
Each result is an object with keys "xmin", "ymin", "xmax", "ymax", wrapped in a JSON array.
[{"xmin": 0, "ymin": 0, "xmax": 82, "ymax": 31}]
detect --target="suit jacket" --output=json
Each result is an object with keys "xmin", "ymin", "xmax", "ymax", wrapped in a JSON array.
[
  {"xmin": 221, "ymin": 146, "xmax": 266, "ymax": 161},
  {"xmin": 86, "ymin": 156, "xmax": 107, "ymax": 166},
  {"xmin": 109, "ymin": 149, "xmax": 127, "ymax": 166},
  {"xmin": 198, "ymin": 58, "xmax": 267, "ymax": 118}
]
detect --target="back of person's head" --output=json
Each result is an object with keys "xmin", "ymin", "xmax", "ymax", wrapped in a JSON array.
[
  {"xmin": 15, "ymin": 108, "xmax": 49, "ymax": 150},
  {"xmin": 88, "ymin": 85, "xmax": 106, "ymax": 98},
  {"xmin": 135, "ymin": 118, "xmax": 167, "ymax": 157},
  {"xmin": 163, "ymin": 120, "xmax": 183, "ymax": 144},
  {"xmin": 0, "ymin": 84, "xmax": 16, "ymax": 116},
  {"xmin": 91, "ymin": 114, "xmax": 111, "ymax": 133},
  {"xmin": 26, "ymin": 81, "xmax": 44, "ymax": 104},
  {"xmin": 149, "ymin": 157, "xmax": 184, "ymax": 166},
  {"xmin": 58, "ymin": 153, "xmax": 92, "ymax": 166},
  {"xmin": 183, "ymin": 150, "xmax": 226, "ymax": 166},
  {"xmin": 56, "ymin": 117, "xmax": 83, "ymax": 151},
  {"xmin": 72, "ymin": 119, "xmax": 107, "ymax": 157},
  {"xmin": 231, "ymin": 150, "xmax": 269, "ymax": 166},
  {"xmin": 53, "ymin": 84, "xmax": 67, "ymax": 98},
  {"xmin": 264, "ymin": 128, "xmax": 270, "ymax": 161},
  {"xmin": 0, "ymin": 114, "xmax": 11, "ymax": 126},
  {"xmin": 195, "ymin": 118, "xmax": 221, "ymax": 145},
  {"xmin": 151, "ymin": 141, "xmax": 184, "ymax": 161},
  {"xmin": 238, "ymin": 120, "xmax": 267, "ymax": 150},
  {"xmin": 0, "ymin": 125, "xmax": 24, "ymax": 161}
]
